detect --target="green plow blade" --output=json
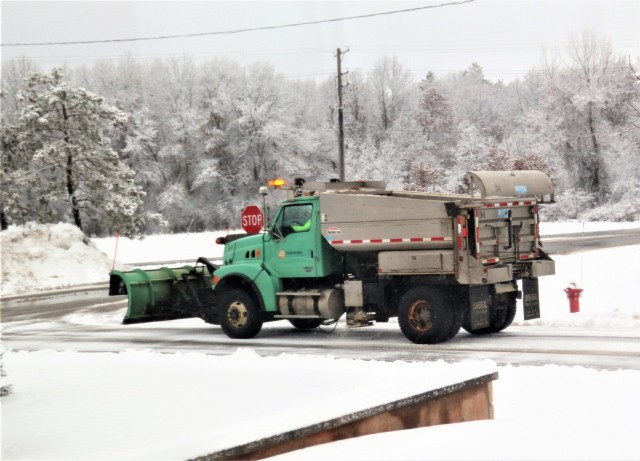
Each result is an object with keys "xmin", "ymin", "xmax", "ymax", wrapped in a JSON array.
[{"xmin": 109, "ymin": 259, "xmax": 217, "ymax": 324}]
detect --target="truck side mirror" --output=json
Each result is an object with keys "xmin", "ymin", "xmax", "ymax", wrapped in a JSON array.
[{"xmin": 270, "ymin": 223, "xmax": 285, "ymax": 241}]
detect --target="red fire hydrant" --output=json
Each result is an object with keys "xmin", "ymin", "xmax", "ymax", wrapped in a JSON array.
[{"xmin": 564, "ymin": 283, "xmax": 583, "ymax": 313}]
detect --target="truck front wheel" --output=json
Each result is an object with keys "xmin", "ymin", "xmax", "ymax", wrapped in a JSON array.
[
  {"xmin": 398, "ymin": 286, "xmax": 453, "ymax": 344},
  {"xmin": 218, "ymin": 288, "xmax": 263, "ymax": 339}
]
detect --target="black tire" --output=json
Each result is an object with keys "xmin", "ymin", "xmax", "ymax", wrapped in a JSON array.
[
  {"xmin": 462, "ymin": 292, "xmax": 517, "ymax": 335},
  {"xmin": 435, "ymin": 286, "xmax": 464, "ymax": 341},
  {"xmin": 218, "ymin": 288, "xmax": 263, "ymax": 339},
  {"xmin": 288, "ymin": 319, "xmax": 324, "ymax": 330},
  {"xmin": 495, "ymin": 293, "xmax": 517, "ymax": 332},
  {"xmin": 445, "ymin": 292, "xmax": 463, "ymax": 341},
  {"xmin": 398, "ymin": 286, "xmax": 454, "ymax": 344}
]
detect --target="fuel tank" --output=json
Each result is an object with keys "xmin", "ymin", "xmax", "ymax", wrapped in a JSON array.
[{"xmin": 277, "ymin": 288, "xmax": 345, "ymax": 319}]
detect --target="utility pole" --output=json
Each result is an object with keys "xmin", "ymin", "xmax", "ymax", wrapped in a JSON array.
[{"xmin": 336, "ymin": 48, "xmax": 349, "ymax": 182}]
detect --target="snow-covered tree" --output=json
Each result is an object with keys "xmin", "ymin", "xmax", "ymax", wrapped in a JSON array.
[
  {"xmin": 416, "ymin": 87, "xmax": 455, "ymax": 142},
  {"xmin": 3, "ymin": 40, "xmax": 637, "ymax": 231},
  {"xmin": 368, "ymin": 56, "xmax": 415, "ymax": 137},
  {"xmin": 445, "ymin": 63, "xmax": 505, "ymax": 132},
  {"xmin": 512, "ymin": 153, "xmax": 553, "ymax": 177},
  {"xmin": 3, "ymin": 69, "xmax": 151, "ymax": 236},
  {"xmin": 1, "ymin": 57, "xmax": 39, "ymax": 123},
  {"xmin": 404, "ymin": 161, "xmax": 444, "ymax": 192},
  {"xmin": 415, "ymin": 86, "xmax": 457, "ymax": 169},
  {"xmin": 341, "ymin": 70, "xmax": 372, "ymax": 143},
  {"xmin": 449, "ymin": 121, "xmax": 492, "ymax": 187},
  {"xmin": 536, "ymin": 32, "xmax": 614, "ymax": 199}
]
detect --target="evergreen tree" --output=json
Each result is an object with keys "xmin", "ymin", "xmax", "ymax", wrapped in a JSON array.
[{"xmin": 2, "ymin": 69, "xmax": 152, "ymax": 236}]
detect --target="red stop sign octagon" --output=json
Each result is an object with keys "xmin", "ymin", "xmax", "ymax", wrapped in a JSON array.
[{"xmin": 241, "ymin": 205, "xmax": 264, "ymax": 234}]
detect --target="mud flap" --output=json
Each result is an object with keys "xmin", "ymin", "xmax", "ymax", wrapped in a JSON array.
[
  {"xmin": 469, "ymin": 285, "xmax": 491, "ymax": 330},
  {"xmin": 522, "ymin": 278, "xmax": 541, "ymax": 320}
]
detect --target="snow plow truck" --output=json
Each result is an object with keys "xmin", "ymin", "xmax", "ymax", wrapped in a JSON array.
[{"xmin": 109, "ymin": 170, "xmax": 555, "ymax": 344}]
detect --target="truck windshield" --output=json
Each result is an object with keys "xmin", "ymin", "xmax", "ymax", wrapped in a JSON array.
[{"xmin": 273, "ymin": 204, "xmax": 313, "ymax": 237}]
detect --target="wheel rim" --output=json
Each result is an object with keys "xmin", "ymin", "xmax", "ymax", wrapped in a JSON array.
[
  {"xmin": 227, "ymin": 300, "xmax": 248, "ymax": 328},
  {"xmin": 407, "ymin": 300, "xmax": 433, "ymax": 332}
]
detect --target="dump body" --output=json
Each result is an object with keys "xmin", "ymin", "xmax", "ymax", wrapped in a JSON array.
[
  {"xmin": 315, "ymin": 179, "xmax": 553, "ymax": 285},
  {"xmin": 320, "ymin": 192, "xmax": 454, "ymax": 253}
]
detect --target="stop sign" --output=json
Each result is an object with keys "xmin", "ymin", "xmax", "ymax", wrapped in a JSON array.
[{"xmin": 241, "ymin": 205, "xmax": 264, "ymax": 234}]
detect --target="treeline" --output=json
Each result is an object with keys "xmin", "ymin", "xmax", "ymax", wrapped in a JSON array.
[{"xmin": 2, "ymin": 31, "xmax": 639, "ymax": 235}]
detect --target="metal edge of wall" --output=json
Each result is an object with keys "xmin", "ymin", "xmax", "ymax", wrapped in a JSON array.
[{"xmin": 193, "ymin": 371, "xmax": 498, "ymax": 461}]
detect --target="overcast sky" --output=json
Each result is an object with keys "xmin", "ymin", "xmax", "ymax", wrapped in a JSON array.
[{"xmin": 1, "ymin": 0, "xmax": 639, "ymax": 82}]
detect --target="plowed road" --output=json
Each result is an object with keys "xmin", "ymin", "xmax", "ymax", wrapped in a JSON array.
[{"xmin": 2, "ymin": 229, "xmax": 639, "ymax": 370}]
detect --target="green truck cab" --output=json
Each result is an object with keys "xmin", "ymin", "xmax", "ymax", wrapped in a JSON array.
[{"xmin": 212, "ymin": 195, "xmax": 344, "ymax": 338}]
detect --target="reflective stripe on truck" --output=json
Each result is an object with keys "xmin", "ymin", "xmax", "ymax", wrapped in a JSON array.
[{"xmin": 330, "ymin": 236, "xmax": 453, "ymax": 245}]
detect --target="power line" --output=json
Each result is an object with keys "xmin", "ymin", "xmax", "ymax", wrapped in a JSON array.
[{"xmin": 2, "ymin": 0, "xmax": 475, "ymax": 47}]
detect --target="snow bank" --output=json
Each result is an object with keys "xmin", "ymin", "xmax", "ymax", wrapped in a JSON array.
[
  {"xmin": 0, "ymin": 222, "xmax": 125, "ymax": 297},
  {"xmin": 0, "ymin": 223, "xmax": 233, "ymax": 297}
]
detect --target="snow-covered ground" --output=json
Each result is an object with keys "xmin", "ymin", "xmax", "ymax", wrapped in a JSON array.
[
  {"xmin": 3, "ymin": 349, "xmax": 638, "ymax": 461},
  {"xmin": 2, "ymin": 222, "xmax": 640, "ymax": 460}
]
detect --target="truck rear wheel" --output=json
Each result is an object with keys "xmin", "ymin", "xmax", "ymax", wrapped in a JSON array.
[
  {"xmin": 495, "ymin": 293, "xmax": 517, "ymax": 331},
  {"xmin": 398, "ymin": 286, "xmax": 453, "ymax": 344},
  {"xmin": 445, "ymin": 293, "xmax": 463, "ymax": 341},
  {"xmin": 218, "ymin": 288, "xmax": 263, "ymax": 339}
]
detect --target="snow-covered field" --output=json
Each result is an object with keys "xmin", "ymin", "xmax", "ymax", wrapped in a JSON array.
[{"xmin": 2, "ymin": 222, "xmax": 640, "ymax": 460}]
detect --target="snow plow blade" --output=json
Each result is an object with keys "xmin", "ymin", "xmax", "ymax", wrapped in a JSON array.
[{"xmin": 109, "ymin": 257, "xmax": 217, "ymax": 324}]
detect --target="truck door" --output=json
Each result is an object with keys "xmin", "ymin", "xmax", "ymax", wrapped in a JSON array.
[{"xmin": 266, "ymin": 203, "xmax": 318, "ymax": 278}]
